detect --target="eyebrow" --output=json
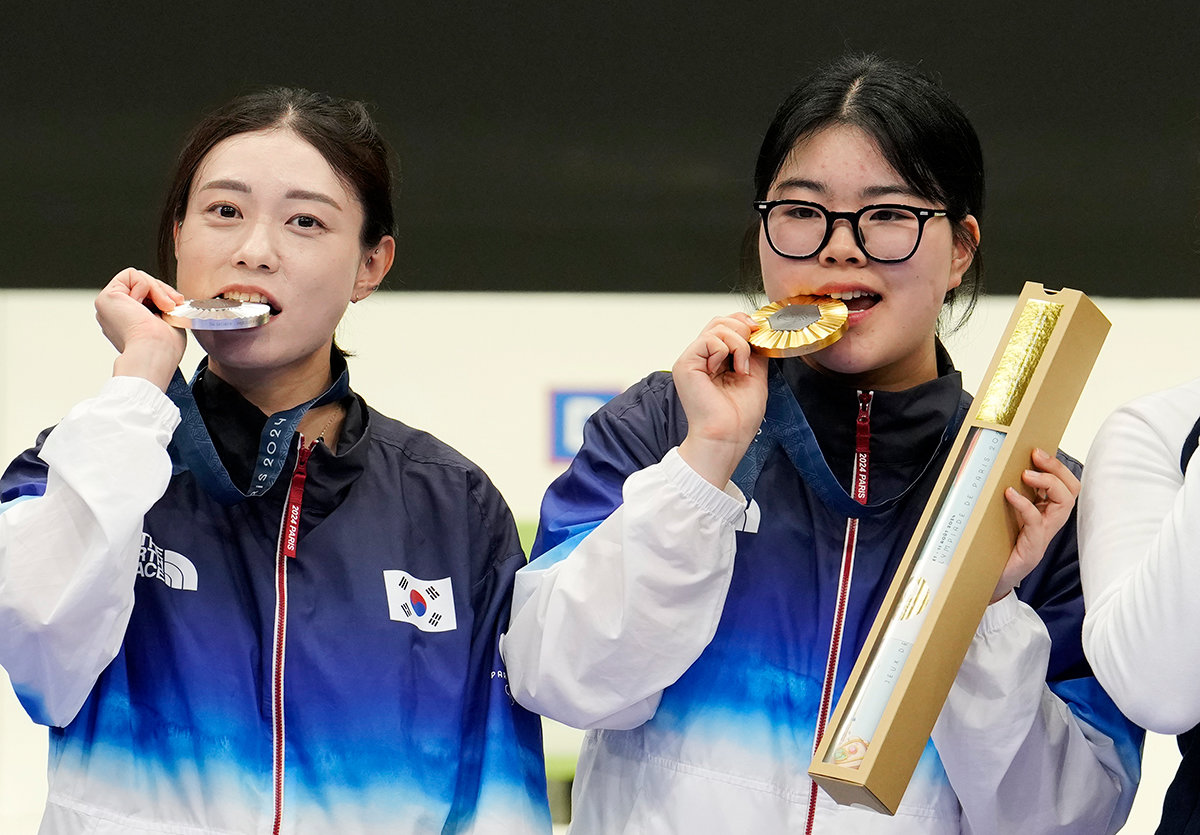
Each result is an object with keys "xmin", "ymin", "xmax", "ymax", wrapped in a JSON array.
[
  {"xmin": 198, "ymin": 179, "xmax": 250, "ymax": 194},
  {"xmin": 285, "ymin": 189, "xmax": 343, "ymax": 210},
  {"xmin": 773, "ymin": 177, "xmax": 920, "ymax": 201},
  {"xmin": 860, "ymin": 184, "xmax": 919, "ymax": 200},
  {"xmin": 197, "ymin": 179, "xmax": 343, "ymax": 210}
]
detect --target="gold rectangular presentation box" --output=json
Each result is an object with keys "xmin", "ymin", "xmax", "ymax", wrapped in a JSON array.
[{"xmin": 807, "ymin": 283, "xmax": 1110, "ymax": 815}]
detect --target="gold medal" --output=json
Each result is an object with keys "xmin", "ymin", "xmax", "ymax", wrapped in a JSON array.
[
  {"xmin": 748, "ymin": 295, "xmax": 848, "ymax": 357},
  {"xmin": 162, "ymin": 299, "xmax": 271, "ymax": 330}
]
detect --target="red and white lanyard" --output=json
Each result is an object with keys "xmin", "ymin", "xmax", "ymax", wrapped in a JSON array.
[
  {"xmin": 807, "ymin": 391, "xmax": 872, "ymax": 833},
  {"xmin": 271, "ymin": 437, "xmax": 315, "ymax": 834}
]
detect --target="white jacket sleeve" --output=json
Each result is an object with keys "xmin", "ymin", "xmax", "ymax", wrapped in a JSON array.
[
  {"xmin": 501, "ymin": 448, "xmax": 747, "ymax": 730},
  {"xmin": 932, "ymin": 593, "xmax": 1134, "ymax": 835},
  {"xmin": 0, "ymin": 376, "xmax": 180, "ymax": 727},
  {"xmin": 1079, "ymin": 380, "xmax": 1200, "ymax": 734}
]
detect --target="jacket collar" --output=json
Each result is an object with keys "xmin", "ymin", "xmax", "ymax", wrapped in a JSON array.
[
  {"xmin": 191, "ymin": 353, "xmax": 370, "ymax": 519},
  {"xmin": 779, "ymin": 342, "xmax": 964, "ymax": 468}
]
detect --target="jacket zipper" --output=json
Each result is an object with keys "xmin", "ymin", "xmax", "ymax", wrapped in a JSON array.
[
  {"xmin": 271, "ymin": 437, "xmax": 313, "ymax": 834},
  {"xmin": 806, "ymin": 391, "xmax": 872, "ymax": 834}
]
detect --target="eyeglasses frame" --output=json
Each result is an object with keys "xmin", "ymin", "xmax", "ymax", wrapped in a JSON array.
[{"xmin": 752, "ymin": 199, "xmax": 949, "ymax": 264}]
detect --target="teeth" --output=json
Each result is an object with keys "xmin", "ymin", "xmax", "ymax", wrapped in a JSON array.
[
  {"xmin": 219, "ymin": 291, "xmax": 269, "ymax": 305},
  {"xmin": 828, "ymin": 290, "xmax": 877, "ymax": 300}
]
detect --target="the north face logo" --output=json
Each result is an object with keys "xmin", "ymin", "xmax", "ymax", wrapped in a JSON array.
[{"xmin": 138, "ymin": 532, "xmax": 198, "ymax": 591}]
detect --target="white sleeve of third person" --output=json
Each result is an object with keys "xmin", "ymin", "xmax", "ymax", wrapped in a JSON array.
[{"xmin": 1080, "ymin": 383, "xmax": 1200, "ymax": 734}]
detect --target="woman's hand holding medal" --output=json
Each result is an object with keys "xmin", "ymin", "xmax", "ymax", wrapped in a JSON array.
[
  {"xmin": 674, "ymin": 312, "xmax": 769, "ymax": 488},
  {"xmin": 674, "ymin": 296, "xmax": 850, "ymax": 488},
  {"xmin": 97, "ymin": 268, "xmax": 186, "ymax": 391}
]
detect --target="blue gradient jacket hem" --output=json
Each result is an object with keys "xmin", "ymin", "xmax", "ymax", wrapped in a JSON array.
[
  {"xmin": 502, "ymin": 358, "xmax": 1140, "ymax": 834},
  {"xmin": 0, "ymin": 374, "xmax": 551, "ymax": 835}
]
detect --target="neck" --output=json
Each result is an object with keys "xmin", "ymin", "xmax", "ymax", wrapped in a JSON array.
[
  {"xmin": 802, "ymin": 342, "xmax": 940, "ymax": 393},
  {"xmin": 208, "ymin": 352, "xmax": 336, "ymax": 416},
  {"xmin": 298, "ymin": 400, "xmax": 346, "ymax": 451}
]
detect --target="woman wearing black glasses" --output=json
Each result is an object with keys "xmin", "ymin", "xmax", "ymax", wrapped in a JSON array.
[{"xmin": 502, "ymin": 54, "xmax": 1141, "ymax": 833}]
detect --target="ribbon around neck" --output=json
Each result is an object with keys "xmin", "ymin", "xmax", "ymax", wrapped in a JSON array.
[
  {"xmin": 731, "ymin": 365, "xmax": 965, "ymax": 518},
  {"xmin": 166, "ymin": 358, "xmax": 350, "ymax": 505}
]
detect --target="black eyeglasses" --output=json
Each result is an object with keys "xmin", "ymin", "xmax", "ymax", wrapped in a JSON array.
[{"xmin": 753, "ymin": 200, "xmax": 948, "ymax": 263}]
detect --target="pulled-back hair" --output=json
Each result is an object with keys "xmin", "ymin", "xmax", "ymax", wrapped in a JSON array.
[
  {"xmin": 156, "ymin": 87, "xmax": 397, "ymax": 282},
  {"xmin": 744, "ymin": 54, "xmax": 984, "ymax": 329}
]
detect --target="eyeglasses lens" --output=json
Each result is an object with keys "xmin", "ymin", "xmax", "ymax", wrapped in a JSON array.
[{"xmin": 768, "ymin": 205, "xmax": 922, "ymax": 261}]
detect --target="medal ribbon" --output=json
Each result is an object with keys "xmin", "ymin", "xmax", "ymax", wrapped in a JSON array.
[
  {"xmin": 166, "ymin": 358, "xmax": 350, "ymax": 505},
  {"xmin": 806, "ymin": 391, "xmax": 873, "ymax": 835},
  {"xmin": 731, "ymin": 363, "xmax": 965, "ymax": 516}
]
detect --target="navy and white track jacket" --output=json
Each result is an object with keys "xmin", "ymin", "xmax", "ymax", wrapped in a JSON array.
[
  {"xmin": 502, "ymin": 354, "xmax": 1141, "ymax": 834},
  {"xmin": 0, "ymin": 371, "xmax": 551, "ymax": 834}
]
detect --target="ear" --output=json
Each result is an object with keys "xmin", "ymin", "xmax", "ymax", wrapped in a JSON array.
[
  {"xmin": 948, "ymin": 214, "xmax": 980, "ymax": 291},
  {"xmin": 352, "ymin": 236, "xmax": 395, "ymax": 303},
  {"xmin": 173, "ymin": 218, "xmax": 183, "ymax": 260}
]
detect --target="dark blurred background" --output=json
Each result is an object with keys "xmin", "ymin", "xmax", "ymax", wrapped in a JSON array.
[{"xmin": 1, "ymin": 4, "xmax": 1195, "ymax": 296}]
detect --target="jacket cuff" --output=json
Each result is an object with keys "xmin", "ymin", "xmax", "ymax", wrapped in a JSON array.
[
  {"xmin": 106, "ymin": 375, "xmax": 182, "ymax": 432},
  {"xmin": 661, "ymin": 447, "xmax": 748, "ymax": 527},
  {"xmin": 977, "ymin": 589, "xmax": 1021, "ymax": 635}
]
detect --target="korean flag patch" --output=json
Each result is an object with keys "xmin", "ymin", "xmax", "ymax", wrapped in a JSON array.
[{"xmin": 384, "ymin": 570, "xmax": 457, "ymax": 633}]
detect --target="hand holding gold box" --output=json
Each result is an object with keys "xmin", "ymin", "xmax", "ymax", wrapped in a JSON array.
[{"xmin": 807, "ymin": 282, "xmax": 1109, "ymax": 814}]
